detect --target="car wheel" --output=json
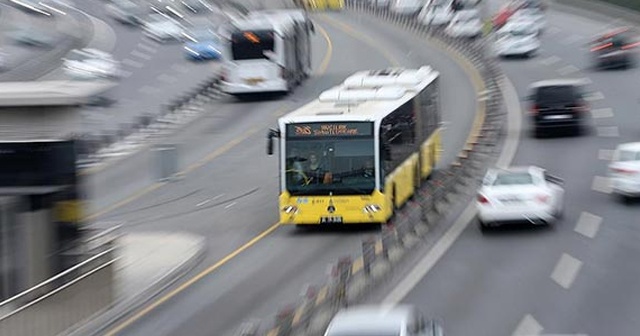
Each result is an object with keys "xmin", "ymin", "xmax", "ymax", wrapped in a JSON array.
[{"xmin": 478, "ymin": 218, "xmax": 488, "ymax": 233}]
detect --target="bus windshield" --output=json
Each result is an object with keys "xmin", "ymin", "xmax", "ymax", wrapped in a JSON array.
[
  {"xmin": 285, "ymin": 137, "xmax": 376, "ymax": 196},
  {"xmin": 231, "ymin": 29, "xmax": 275, "ymax": 60}
]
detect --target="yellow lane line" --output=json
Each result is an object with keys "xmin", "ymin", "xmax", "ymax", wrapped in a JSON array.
[
  {"xmin": 104, "ymin": 222, "xmax": 282, "ymax": 336},
  {"xmin": 318, "ymin": 13, "xmax": 401, "ymax": 67}
]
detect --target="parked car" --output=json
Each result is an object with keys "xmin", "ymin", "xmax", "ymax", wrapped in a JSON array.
[
  {"xmin": 494, "ymin": 19, "xmax": 540, "ymax": 57},
  {"xmin": 477, "ymin": 166, "xmax": 564, "ymax": 231},
  {"xmin": 609, "ymin": 142, "xmax": 640, "ymax": 202},
  {"xmin": 525, "ymin": 79, "xmax": 591, "ymax": 137},
  {"xmin": 63, "ymin": 48, "xmax": 122, "ymax": 80},
  {"xmin": 445, "ymin": 9, "xmax": 482, "ymax": 38},
  {"xmin": 324, "ymin": 305, "xmax": 444, "ymax": 336}
]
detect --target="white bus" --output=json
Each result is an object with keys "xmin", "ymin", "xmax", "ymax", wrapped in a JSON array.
[
  {"xmin": 267, "ymin": 66, "xmax": 443, "ymax": 225},
  {"xmin": 219, "ymin": 9, "xmax": 314, "ymax": 99}
]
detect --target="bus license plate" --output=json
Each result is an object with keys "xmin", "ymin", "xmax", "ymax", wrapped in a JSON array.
[
  {"xmin": 245, "ymin": 78, "xmax": 264, "ymax": 85},
  {"xmin": 320, "ymin": 216, "xmax": 343, "ymax": 224}
]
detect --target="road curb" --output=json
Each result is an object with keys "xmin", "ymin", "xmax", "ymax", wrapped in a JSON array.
[{"xmin": 64, "ymin": 234, "xmax": 207, "ymax": 336}]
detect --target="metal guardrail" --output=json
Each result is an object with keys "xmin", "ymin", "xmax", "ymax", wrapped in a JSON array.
[
  {"xmin": 0, "ymin": 226, "xmax": 120, "ymax": 336},
  {"xmin": 232, "ymin": 3, "xmax": 506, "ymax": 335}
]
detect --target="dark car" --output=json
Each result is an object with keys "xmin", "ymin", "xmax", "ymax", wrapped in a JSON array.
[
  {"xmin": 527, "ymin": 79, "xmax": 591, "ymax": 137},
  {"xmin": 590, "ymin": 28, "xmax": 639, "ymax": 69}
]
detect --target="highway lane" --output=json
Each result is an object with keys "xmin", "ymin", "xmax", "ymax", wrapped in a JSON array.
[
  {"xmin": 45, "ymin": 0, "xmax": 228, "ymax": 135},
  {"xmin": 94, "ymin": 9, "xmax": 480, "ymax": 336},
  {"xmin": 387, "ymin": 3, "xmax": 640, "ymax": 336}
]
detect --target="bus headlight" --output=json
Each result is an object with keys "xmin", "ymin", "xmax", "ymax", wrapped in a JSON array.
[
  {"xmin": 282, "ymin": 205, "xmax": 298, "ymax": 214},
  {"xmin": 363, "ymin": 204, "xmax": 382, "ymax": 214}
]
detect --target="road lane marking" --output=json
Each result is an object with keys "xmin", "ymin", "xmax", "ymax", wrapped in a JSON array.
[
  {"xmin": 122, "ymin": 58, "xmax": 144, "ymax": 68},
  {"xmin": 137, "ymin": 42, "xmax": 158, "ymax": 53},
  {"xmin": 131, "ymin": 50, "xmax": 152, "ymax": 60},
  {"xmin": 512, "ymin": 314, "xmax": 544, "ymax": 336},
  {"xmin": 224, "ymin": 201, "xmax": 236, "ymax": 209},
  {"xmin": 540, "ymin": 56, "xmax": 561, "ymax": 66},
  {"xmin": 597, "ymin": 149, "xmax": 614, "ymax": 161},
  {"xmin": 591, "ymin": 175, "xmax": 611, "ymax": 194},
  {"xmin": 591, "ymin": 108, "xmax": 613, "ymax": 119},
  {"xmin": 138, "ymin": 85, "xmax": 160, "ymax": 95},
  {"xmin": 157, "ymin": 73, "xmax": 177, "ymax": 84},
  {"xmin": 103, "ymin": 222, "xmax": 282, "ymax": 336},
  {"xmin": 557, "ymin": 65, "xmax": 580, "ymax": 75},
  {"xmin": 551, "ymin": 253, "xmax": 583, "ymax": 289},
  {"xmin": 383, "ymin": 76, "xmax": 522, "ymax": 305},
  {"xmin": 596, "ymin": 126, "xmax": 619, "ymax": 137},
  {"xmin": 196, "ymin": 199, "xmax": 211, "ymax": 207},
  {"xmin": 574, "ymin": 212, "xmax": 602, "ymax": 239},
  {"xmin": 585, "ymin": 91, "xmax": 604, "ymax": 101}
]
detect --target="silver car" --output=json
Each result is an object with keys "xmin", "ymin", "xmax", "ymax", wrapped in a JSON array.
[{"xmin": 324, "ymin": 305, "xmax": 444, "ymax": 336}]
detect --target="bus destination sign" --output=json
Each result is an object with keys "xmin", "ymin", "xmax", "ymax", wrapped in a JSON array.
[{"xmin": 287, "ymin": 122, "xmax": 372, "ymax": 137}]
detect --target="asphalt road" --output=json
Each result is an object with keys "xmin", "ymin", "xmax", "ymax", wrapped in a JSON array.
[
  {"xmin": 88, "ymin": 9, "xmax": 480, "ymax": 336},
  {"xmin": 390, "ymin": 3, "xmax": 640, "ymax": 336},
  {"xmin": 45, "ymin": 0, "xmax": 229, "ymax": 135}
]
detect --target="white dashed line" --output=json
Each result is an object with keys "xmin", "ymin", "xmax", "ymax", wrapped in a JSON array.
[
  {"xmin": 157, "ymin": 73, "xmax": 177, "ymax": 84},
  {"xmin": 224, "ymin": 201, "xmax": 236, "ymax": 209},
  {"xmin": 591, "ymin": 175, "xmax": 612, "ymax": 194},
  {"xmin": 551, "ymin": 253, "xmax": 583, "ymax": 289},
  {"xmin": 196, "ymin": 199, "xmax": 211, "ymax": 207},
  {"xmin": 598, "ymin": 149, "xmax": 614, "ymax": 161},
  {"xmin": 171, "ymin": 64, "xmax": 189, "ymax": 73},
  {"xmin": 131, "ymin": 50, "xmax": 152, "ymax": 60},
  {"xmin": 574, "ymin": 212, "xmax": 602, "ymax": 239},
  {"xmin": 585, "ymin": 91, "xmax": 605, "ymax": 101},
  {"xmin": 591, "ymin": 108, "xmax": 613, "ymax": 119},
  {"xmin": 512, "ymin": 314, "xmax": 544, "ymax": 336},
  {"xmin": 138, "ymin": 85, "xmax": 160, "ymax": 95},
  {"xmin": 137, "ymin": 42, "xmax": 158, "ymax": 53},
  {"xmin": 122, "ymin": 58, "xmax": 144, "ymax": 68},
  {"xmin": 540, "ymin": 55, "xmax": 561, "ymax": 66},
  {"xmin": 557, "ymin": 65, "xmax": 580, "ymax": 75},
  {"xmin": 596, "ymin": 126, "xmax": 619, "ymax": 137}
]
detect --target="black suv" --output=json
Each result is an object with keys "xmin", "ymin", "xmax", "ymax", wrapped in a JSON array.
[
  {"xmin": 527, "ymin": 80, "xmax": 590, "ymax": 137},
  {"xmin": 590, "ymin": 28, "xmax": 638, "ymax": 69}
]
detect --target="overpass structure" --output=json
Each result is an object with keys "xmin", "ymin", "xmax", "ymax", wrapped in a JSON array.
[{"xmin": 0, "ymin": 80, "xmax": 118, "ymax": 336}]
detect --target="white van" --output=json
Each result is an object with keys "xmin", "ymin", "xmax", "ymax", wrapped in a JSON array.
[{"xmin": 390, "ymin": 0, "xmax": 424, "ymax": 15}]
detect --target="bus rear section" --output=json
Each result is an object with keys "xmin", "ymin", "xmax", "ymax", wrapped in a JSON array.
[{"xmin": 220, "ymin": 29, "xmax": 289, "ymax": 96}]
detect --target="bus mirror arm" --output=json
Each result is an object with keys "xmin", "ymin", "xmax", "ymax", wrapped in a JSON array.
[{"xmin": 267, "ymin": 128, "xmax": 280, "ymax": 156}]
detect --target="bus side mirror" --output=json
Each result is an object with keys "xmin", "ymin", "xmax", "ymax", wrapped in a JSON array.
[{"xmin": 267, "ymin": 128, "xmax": 280, "ymax": 156}]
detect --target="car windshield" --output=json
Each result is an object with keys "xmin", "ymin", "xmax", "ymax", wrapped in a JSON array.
[
  {"xmin": 231, "ymin": 29, "xmax": 274, "ymax": 60},
  {"xmin": 617, "ymin": 150, "xmax": 640, "ymax": 161},
  {"xmin": 534, "ymin": 85, "xmax": 580, "ymax": 105},
  {"xmin": 493, "ymin": 172, "xmax": 534, "ymax": 186}
]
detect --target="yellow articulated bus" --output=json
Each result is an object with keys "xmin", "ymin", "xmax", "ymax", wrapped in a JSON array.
[
  {"xmin": 302, "ymin": 0, "xmax": 344, "ymax": 11},
  {"xmin": 266, "ymin": 66, "xmax": 442, "ymax": 225}
]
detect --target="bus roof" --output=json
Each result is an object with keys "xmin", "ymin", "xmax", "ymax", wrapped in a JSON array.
[
  {"xmin": 233, "ymin": 10, "xmax": 301, "ymax": 35},
  {"xmin": 278, "ymin": 66, "xmax": 439, "ymax": 125}
]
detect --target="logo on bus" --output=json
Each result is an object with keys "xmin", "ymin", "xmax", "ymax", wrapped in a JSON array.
[{"xmin": 294, "ymin": 125, "xmax": 312, "ymax": 135}]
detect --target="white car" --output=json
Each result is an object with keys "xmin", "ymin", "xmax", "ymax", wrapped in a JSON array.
[
  {"xmin": 63, "ymin": 48, "xmax": 121, "ymax": 80},
  {"xmin": 417, "ymin": 0, "xmax": 454, "ymax": 26},
  {"xmin": 476, "ymin": 166, "xmax": 564, "ymax": 230},
  {"xmin": 143, "ymin": 14, "xmax": 186, "ymax": 42},
  {"xmin": 609, "ymin": 142, "xmax": 640, "ymax": 201},
  {"xmin": 494, "ymin": 21, "xmax": 540, "ymax": 57},
  {"xmin": 445, "ymin": 9, "xmax": 483, "ymax": 38},
  {"xmin": 324, "ymin": 305, "xmax": 444, "ymax": 336},
  {"xmin": 510, "ymin": 7, "xmax": 546, "ymax": 33},
  {"xmin": 390, "ymin": 0, "xmax": 424, "ymax": 15}
]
